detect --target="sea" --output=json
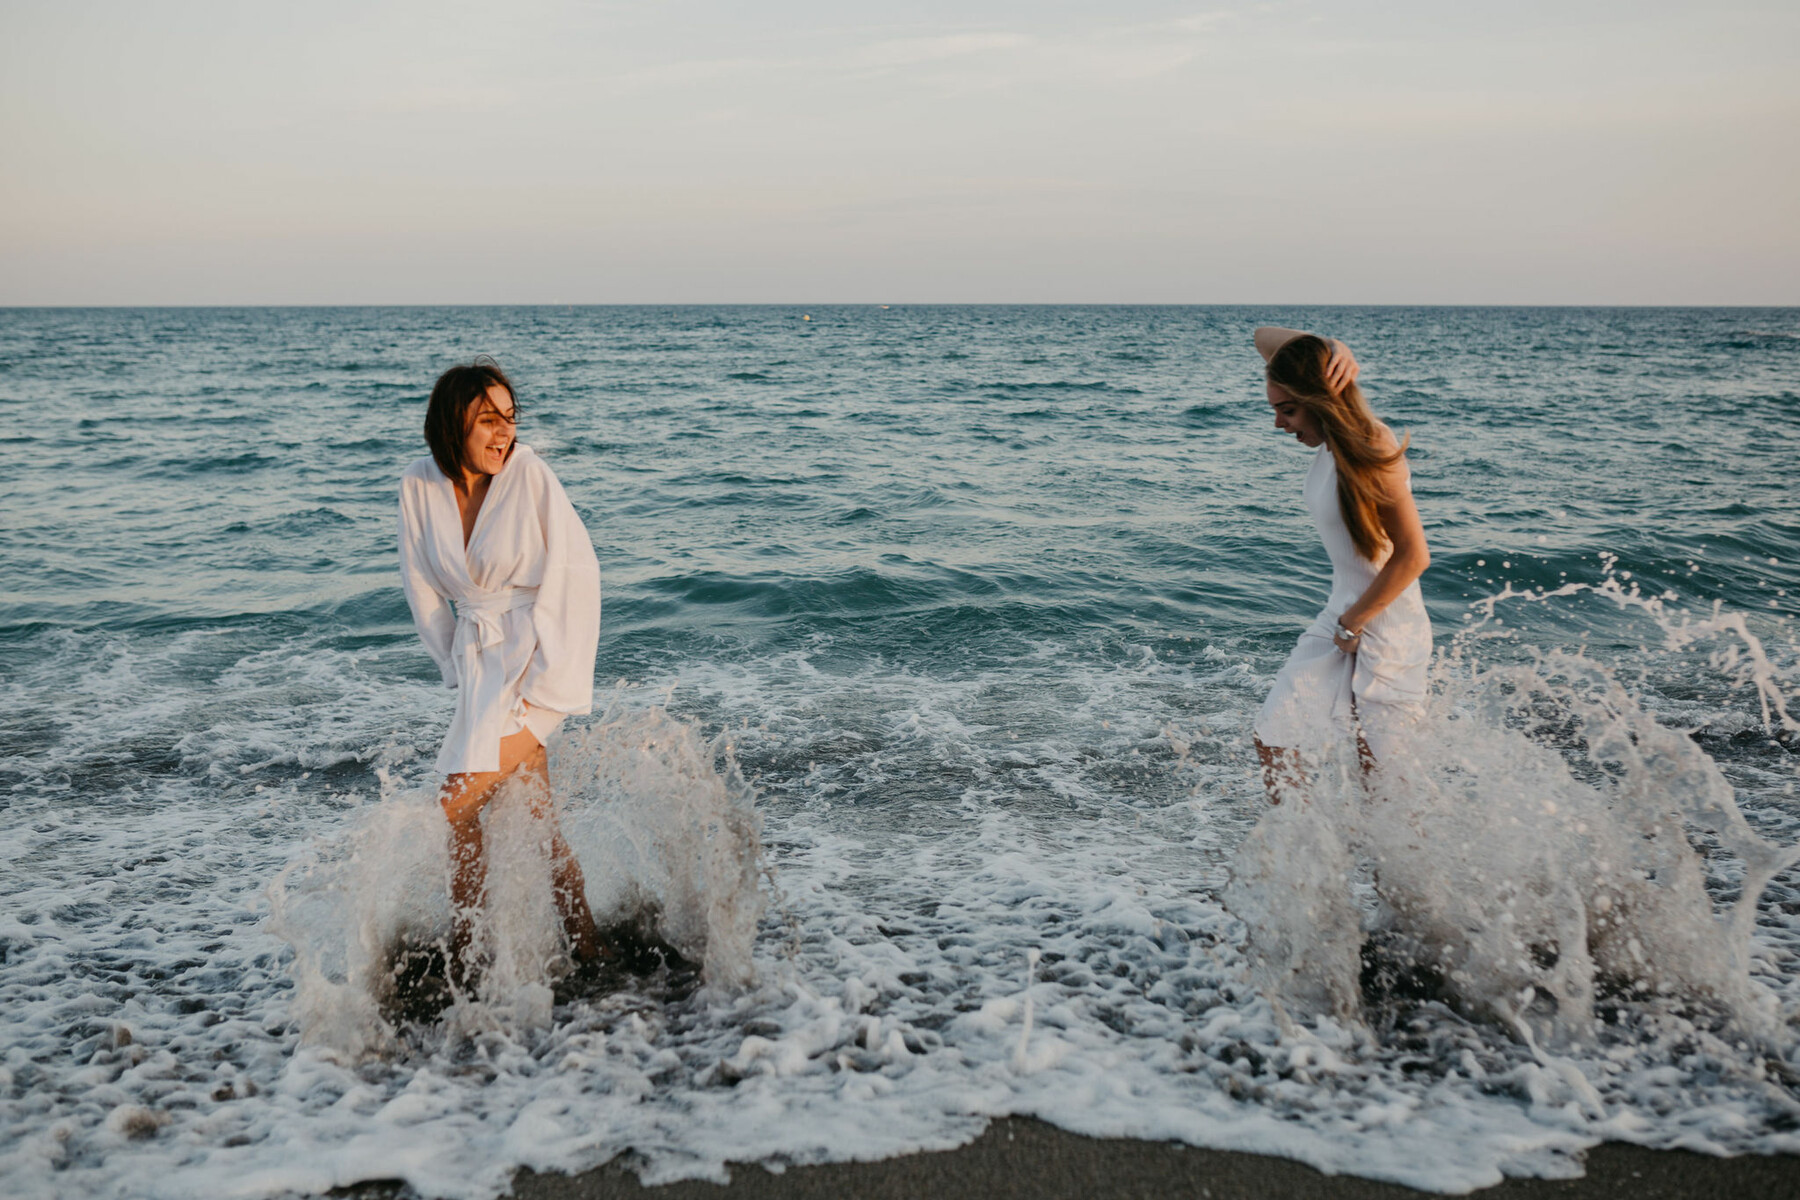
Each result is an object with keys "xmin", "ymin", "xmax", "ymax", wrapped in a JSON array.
[{"xmin": 2, "ymin": 305, "xmax": 1797, "ymax": 1198}]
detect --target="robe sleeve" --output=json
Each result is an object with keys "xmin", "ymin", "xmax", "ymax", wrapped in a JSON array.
[
  {"xmin": 398, "ymin": 476, "xmax": 458, "ymax": 689},
  {"xmin": 520, "ymin": 463, "xmax": 601, "ymax": 716}
]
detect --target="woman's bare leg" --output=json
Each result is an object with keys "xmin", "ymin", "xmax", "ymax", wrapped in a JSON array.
[
  {"xmin": 521, "ymin": 779, "xmax": 604, "ymax": 961},
  {"xmin": 442, "ymin": 814, "xmax": 486, "ymax": 970},
  {"xmin": 439, "ymin": 727, "xmax": 567, "ymax": 968},
  {"xmin": 1254, "ymin": 737, "xmax": 1305, "ymax": 805},
  {"xmin": 1348, "ymin": 699, "xmax": 1378, "ymax": 779},
  {"xmin": 1255, "ymin": 732, "xmax": 1382, "ymax": 808},
  {"xmin": 553, "ymin": 840, "xmax": 604, "ymax": 962}
]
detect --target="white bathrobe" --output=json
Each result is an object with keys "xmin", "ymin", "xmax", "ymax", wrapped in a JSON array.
[{"xmin": 397, "ymin": 445, "xmax": 601, "ymax": 775}]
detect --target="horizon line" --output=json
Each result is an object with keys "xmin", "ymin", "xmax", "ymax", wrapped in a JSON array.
[{"xmin": 4, "ymin": 301, "xmax": 1798, "ymax": 311}]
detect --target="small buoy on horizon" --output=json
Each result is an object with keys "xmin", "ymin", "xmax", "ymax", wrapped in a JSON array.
[{"xmin": 802, "ymin": 314, "xmax": 811, "ymax": 321}]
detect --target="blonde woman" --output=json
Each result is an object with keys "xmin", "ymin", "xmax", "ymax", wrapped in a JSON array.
[{"xmin": 1250, "ymin": 328, "xmax": 1432, "ymax": 801}]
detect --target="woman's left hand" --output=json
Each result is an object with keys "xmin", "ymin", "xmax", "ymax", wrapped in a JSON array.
[
  {"xmin": 1332, "ymin": 623, "xmax": 1363, "ymax": 654},
  {"xmin": 1325, "ymin": 339, "xmax": 1360, "ymax": 393}
]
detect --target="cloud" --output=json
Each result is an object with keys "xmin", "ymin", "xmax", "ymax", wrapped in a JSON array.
[
  {"xmin": 611, "ymin": 55, "xmax": 776, "ymax": 91},
  {"xmin": 1171, "ymin": 11, "xmax": 1237, "ymax": 35},
  {"xmin": 848, "ymin": 32, "xmax": 1035, "ymax": 70},
  {"xmin": 375, "ymin": 85, "xmax": 521, "ymax": 115}
]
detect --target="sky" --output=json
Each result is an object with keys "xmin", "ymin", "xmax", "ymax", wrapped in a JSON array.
[{"xmin": 2, "ymin": 0, "xmax": 1796, "ymax": 305}]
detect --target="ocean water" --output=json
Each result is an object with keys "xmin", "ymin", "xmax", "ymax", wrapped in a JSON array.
[{"xmin": 2, "ymin": 305, "xmax": 1797, "ymax": 1198}]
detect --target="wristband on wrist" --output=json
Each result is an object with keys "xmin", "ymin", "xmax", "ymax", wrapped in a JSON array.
[{"xmin": 1333, "ymin": 621, "xmax": 1361, "ymax": 642}]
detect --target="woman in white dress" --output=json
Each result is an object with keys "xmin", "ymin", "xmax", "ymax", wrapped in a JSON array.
[
  {"xmin": 397, "ymin": 359, "xmax": 605, "ymax": 965},
  {"xmin": 1250, "ymin": 328, "xmax": 1433, "ymax": 801}
]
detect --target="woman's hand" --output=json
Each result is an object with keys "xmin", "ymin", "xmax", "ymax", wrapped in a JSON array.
[
  {"xmin": 1332, "ymin": 623, "xmax": 1363, "ymax": 654},
  {"xmin": 1325, "ymin": 339, "xmax": 1360, "ymax": 393}
]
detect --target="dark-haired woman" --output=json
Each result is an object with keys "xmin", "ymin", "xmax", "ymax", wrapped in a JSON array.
[
  {"xmin": 1250, "ymin": 327, "xmax": 1432, "ymax": 802},
  {"xmin": 397, "ymin": 360, "xmax": 604, "ymax": 965}
]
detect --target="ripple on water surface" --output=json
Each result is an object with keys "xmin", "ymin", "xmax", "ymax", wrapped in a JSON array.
[{"xmin": 0, "ymin": 306, "xmax": 1797, "ymax": 1198}]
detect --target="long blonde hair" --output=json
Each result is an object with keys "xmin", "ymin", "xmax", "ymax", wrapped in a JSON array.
[{"xmin": 1267, "ymin": 335, "xmax": 1408, "ymax": 562}]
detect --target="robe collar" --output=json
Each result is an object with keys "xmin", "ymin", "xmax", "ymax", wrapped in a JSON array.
[{"xmin": 425, "ymin": 444, "xmax": 533, "ymax": 592}]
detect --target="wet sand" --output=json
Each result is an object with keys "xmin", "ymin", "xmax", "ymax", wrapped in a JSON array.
[{"xmin": 342, "ymin": 1118, "xmax": 1798, "ymax": 1199}]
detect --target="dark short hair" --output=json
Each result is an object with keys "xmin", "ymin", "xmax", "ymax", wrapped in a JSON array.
[{"xmin": 424, "ymin": 357, "xmax": 518, "ymax": 480}]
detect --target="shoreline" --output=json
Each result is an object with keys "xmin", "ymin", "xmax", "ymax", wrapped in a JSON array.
[{"xmin": 339, "ymin": 1118, "xmax": 1799, "ymax": 1199}]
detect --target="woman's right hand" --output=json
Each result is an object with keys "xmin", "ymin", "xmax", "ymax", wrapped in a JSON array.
[{"xmin": 1325, "ymin": 339, "xmax": 1360, "ymax": 393}]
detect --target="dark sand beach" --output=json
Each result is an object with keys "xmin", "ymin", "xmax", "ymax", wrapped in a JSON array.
[{"xmin": 342, "ymin": 1118, "xmax": 1798, "ymax": 1200}]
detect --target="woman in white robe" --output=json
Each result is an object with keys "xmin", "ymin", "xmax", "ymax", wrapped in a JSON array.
[
  {"xmin": 1249, "ymin": 328, "xmax": 1433, "ymax": 801},
  {"xmin": 397, "ymin": 359, "xmax": 604, "ymax": 964}
]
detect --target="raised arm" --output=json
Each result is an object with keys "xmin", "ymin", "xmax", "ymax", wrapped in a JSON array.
[
  {"xmin": 1253, "ymin": 325, "xmax": 1307, "ymax": 363},
  {"xmin": 1254, "ymin": 325, "xmax": 1360, "ymax": 392}
]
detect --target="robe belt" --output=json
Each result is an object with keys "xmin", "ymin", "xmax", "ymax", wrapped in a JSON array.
[
  {"xmin": 451, "ymin": 586, "xmax": 540, "ymax": 656},
  {"xmin": 446, "ymin": 587, "xmax": 541, "ymax": 768}
]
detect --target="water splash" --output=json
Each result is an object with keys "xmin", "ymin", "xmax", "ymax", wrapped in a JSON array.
[
  {"xmin": 1229, "ymin": 580, "xmax": 1800, "ymax": 1049},
  {"xmin": 1012, "ymin": 947, "xmax": 1040, "ymax": 1071},
  {"xmin": 556, "ymin": 701, "xmax": 767, "ymax": 991},
  {"xmin": 269, "ymin": 701, "xmax": 767, "ymax": 1057}
]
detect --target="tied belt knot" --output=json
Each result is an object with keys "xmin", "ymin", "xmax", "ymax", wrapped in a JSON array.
[{"xmin": 452, "ymin": 585, "xmax": 539, "ymax": 656}]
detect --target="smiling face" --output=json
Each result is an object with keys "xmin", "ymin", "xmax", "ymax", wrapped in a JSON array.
[
  {"xmin": 462, "ymin": 384, "xmax": 517, "ymax": 478},
  {"xmin": 1267, "ymin": 381, "xmax": 1324, "ymax": 447}
]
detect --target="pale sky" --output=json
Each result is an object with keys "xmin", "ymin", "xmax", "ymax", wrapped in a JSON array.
[{"xmin": 2, "ymin": 1, "xmax": 1795, "ymax": 305}]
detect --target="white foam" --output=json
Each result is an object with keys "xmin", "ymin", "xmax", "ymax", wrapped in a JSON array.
[
  {"xmin": 2, "ymin": 597, "xmax": 1797, "ymax": 1200},
  {"xmin": 1230, "ymin": 644, "xmax": 1799, "ymax": 1043}
]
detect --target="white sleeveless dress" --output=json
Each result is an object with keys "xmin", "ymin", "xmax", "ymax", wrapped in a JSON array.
[{"xmin": 1252, "ymin": 447, "xmax": 1432, "ymax": 761}]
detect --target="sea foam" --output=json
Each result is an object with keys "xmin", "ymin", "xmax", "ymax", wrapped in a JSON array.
[{"xmin": 4, "ymin": 594, "xmax": 1797, "ymax": 1200}]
